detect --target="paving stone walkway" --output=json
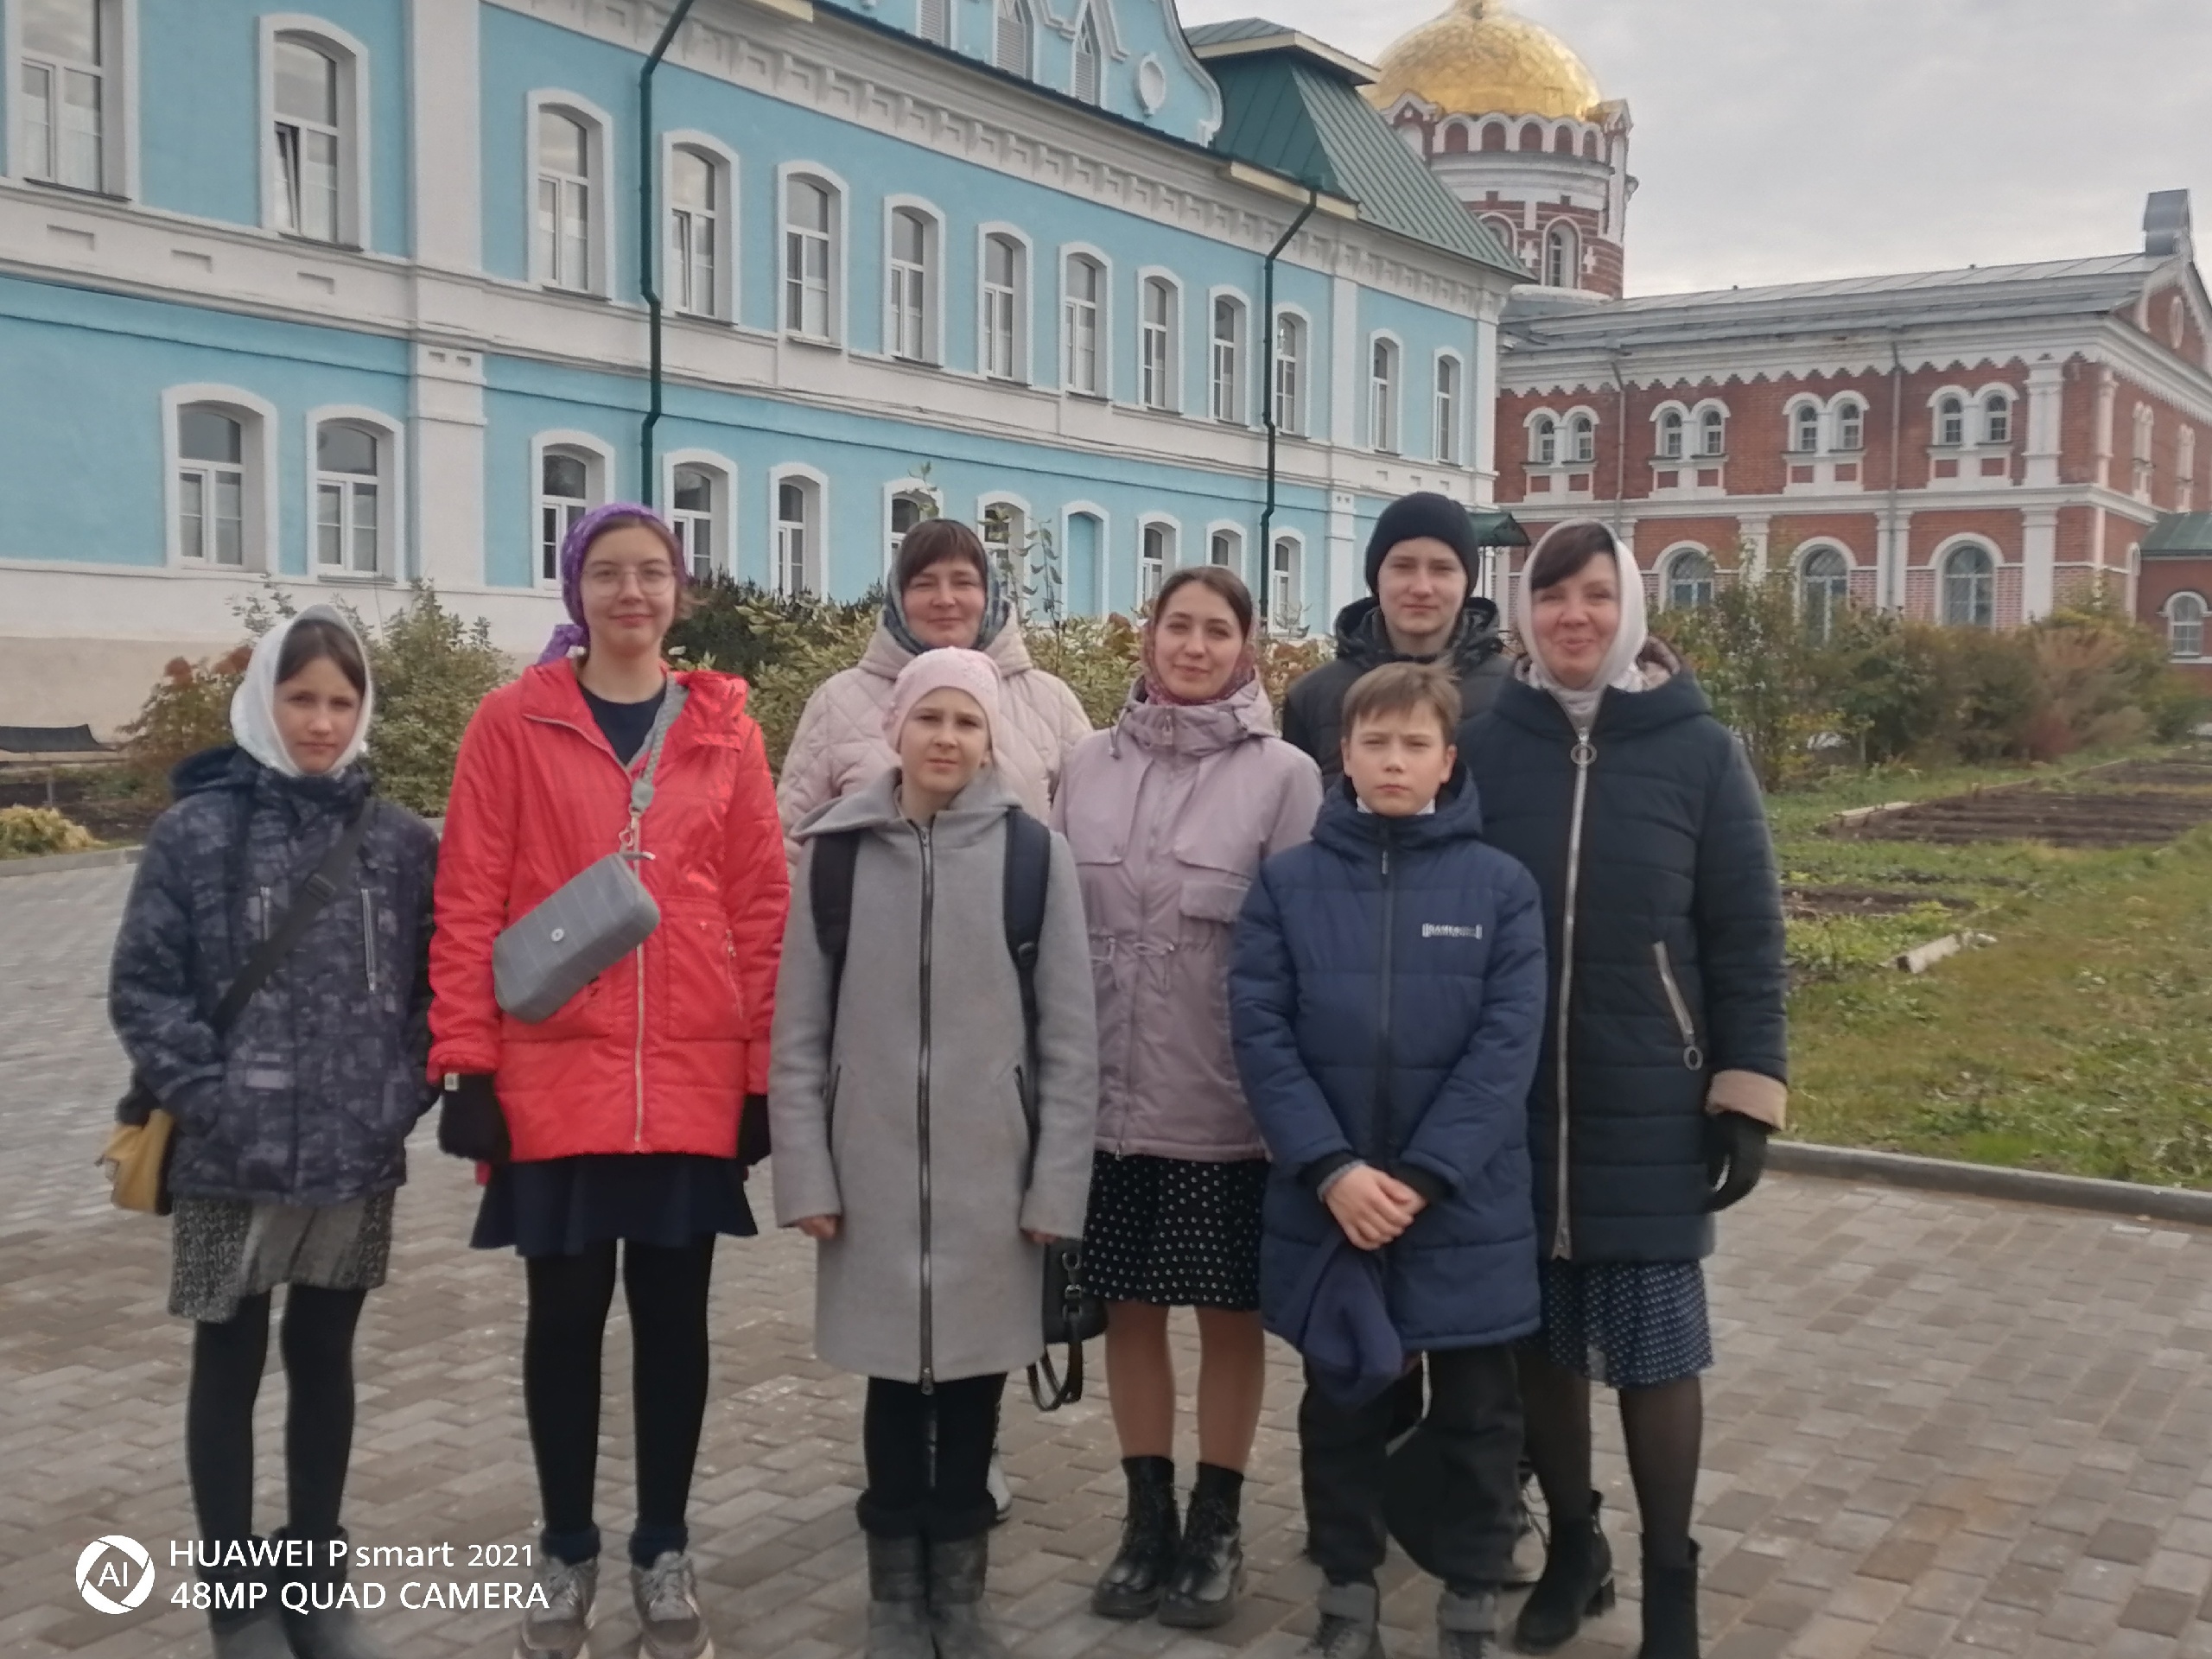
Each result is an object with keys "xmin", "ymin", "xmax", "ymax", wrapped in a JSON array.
[{"xmin": 9, "ymin": 864, "xmax": 2212, "ymax": 1658}]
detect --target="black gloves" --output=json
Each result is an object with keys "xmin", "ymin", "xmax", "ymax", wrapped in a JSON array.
[
  {"xmin": 436, "ymin": 1073, "xmax": 511, "ymax": 1164},
  {"xmin": 1704, "ymin": 1110, "xmax": 1770, "ymax": 1212},
  {"xmin": 737, "ymin": 1093, "xmax": 772, "ymax": 1171}
]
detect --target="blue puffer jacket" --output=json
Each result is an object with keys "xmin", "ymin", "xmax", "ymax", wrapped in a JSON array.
[
  {"xmin": 108, "ymin": 747, "xmax": 439, "ymax": 1206},
  {"xmin": 1230, "ymin": 772, "xmax": 1548, "ymax": 1352},
  {"xmin": 1459, "ymin": 660, "xmax": 1789, "ymax": 1265}
]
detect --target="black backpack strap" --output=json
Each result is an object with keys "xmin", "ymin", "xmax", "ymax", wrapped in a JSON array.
[
  {"xmin": 810, "ymin": 830, "xmax": 862, "ymax": 1040},
  {"xmin": 210, "ymin": 796, "xmax": 374, "ymax": 1036},
  {"xmin": 1001, "ymin": 810, "xmax": 1052, "ymax": 1147}
]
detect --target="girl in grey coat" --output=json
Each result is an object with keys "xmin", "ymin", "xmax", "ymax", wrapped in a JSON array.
[{"xmin": 770, "ymin": 647, "xmax": 1098, "ymax": 1659}]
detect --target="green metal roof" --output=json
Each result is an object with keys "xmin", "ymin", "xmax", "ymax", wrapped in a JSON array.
[
  {"xmin": 2145, "ymin": 513, "xmax": 2212, "ymax": 556},
  {"xmin": 1196, "ymin": 29, "xmax": 1523, "ymax": 278},
  {"xmin": 1471, "ymin": 508, "xmax": 1531, "ymax": 549}
]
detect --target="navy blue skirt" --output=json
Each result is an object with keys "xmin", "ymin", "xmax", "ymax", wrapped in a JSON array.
[
  {"xmin": 1536, "ymin": 1259, "xmax": 1712, "ymax": 1389},
  {"xmin": 471, "ymin": 1154, "xmax": 756, "ymax": 1259}
]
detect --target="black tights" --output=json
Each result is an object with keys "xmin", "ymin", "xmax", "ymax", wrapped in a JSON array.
[
  {"xmin": 187, "ymin": 1286, "xmax": 366, "ymax": 1559},
  {"xmin": 1517, "ymin": 1347, "xmax": 1702, "ymax": 1571},
  {"xmin": 524, "ymin": 1238, "xmax": 716, "ymax": 1569},
  {"xmin": 858, "ymin": 1374, "xmax": 1007, "ymax": 1542}
]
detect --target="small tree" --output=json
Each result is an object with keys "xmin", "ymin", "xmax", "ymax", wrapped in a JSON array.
[
  {"xmin": 364, "ymin": 583, "xmax": 512, "ymax": 815},
  {"xmin": 1662, "ymin": 540, "xmax": 1831, "ymax": 791}
]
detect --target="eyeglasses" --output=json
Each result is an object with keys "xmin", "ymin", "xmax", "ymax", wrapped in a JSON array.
[{"xmin": 582, "ymin": 563, "xmax": 677, "ymax": 594}]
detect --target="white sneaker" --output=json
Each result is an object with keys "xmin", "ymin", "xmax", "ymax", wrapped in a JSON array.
[
  {"xmin": 515, "ymin": 1558, "xmax": 595, "ymax": 1659},
  {"xmin": 987, "ymin": 1454, "xmax": 1014, "ymax": 1525},
  {"xmin": 632, "ymin": 1551, "xmax": 712, "ymax": 1659}
]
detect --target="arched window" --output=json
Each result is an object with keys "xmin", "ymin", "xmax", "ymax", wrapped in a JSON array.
[
  {"xmin": 1071, "ymin": 10, "xmax": 1101, "ymax": 103},
  {"xmin": 1658, "ymin": 409, "xmax": 1684, "ymax": 460},
  {"xmin": 1273, "ymin": 311, "xmax": 1305, "ymax": 435},
  {"xmin": 982, "ymin": 500, "xmax": 1028, "ymax": 599},
  {"xmin": 1793, "ymin": 404, "xmax": 1821, "ymax": 454},
  {"xmin": 982, "ymin": 231, "xmax": 1026, "ymax": 380},
  {"xmin": 1982, "ymin": 391, "xmax": 2012, "ymax": 445},
  {"xmin": 775, "ymin": 474, "xmax": 823, "ymax": 594},
  {"xmin": 1211, "ymin": 296, "xmax": 1246, "ymax": 424},
  {"xmin": 1063, "ymin": 253, "xmax": 1103, "ymax": 395},
  {"xmin": 1270, "ymin": 533, "xmax": 1303, "ymax": 626},
  {"xmin": 1531, "ymin": 415, "xmax": 1558, "ymax": 466},
  {"xmin": 1799, "ymin": 546, "xmax": 1850, "ymax": 643},
  {"xmin": 272, "ymin": 36, "xmax": 346, "ymax": 243},
  {"xmin": 1435, "ymin": 355, "xmax": 1462, "ymax": 465},
  {"xmin": 1937, "ymin": 395, "xmax": 1966, "ymax": 447},
  {"xmin": 1140, "ymin": 276, "xmax": 1177, "ymax": 411},
  {"xmin": 1698, "ymin": 406, "xmax": 1726, "ymax": 457},
  {"xmin": 1140, "ymin": 520, "xmax": 1173, "ymax": 602},
  {"xmin": 1569, "ymin": 413, "xmax": 1595, "ymax": 464},
  {"xmin": 1441, "ymin": 124, "xmax": 1468, "ymax": 154},
  {"xmin": 1518, "ymin": 122, "xmax": 1544, "ymax": 151},
  {"xmin": 1370, "ymin": 338, "xmax": 1399, "ymax": 453},
  {"xmin": 534, "ymin": 108, "xmax": 594, "ymax": 290},
  {"xmin": 667, "ymin": 463, "xmax": 724, "ymax": 581},
  {"xmin": 1209, "ymin": 526, "xmax": 1242, "ymax": 569},
  {"xmin": 176, "ymin": 406, "xmax": 249, "ymax": 567},
  {"xmin": 888, "ymin": 488, "xmax": 936, "ymax": 564},
  {"xmin": 2170, "ymin": 593, "xmax": 2207, "ymax": 659},
  {"xmin": 1942, "ymin": 543, "xmax": 1995, "ymax": 628},
  {"xmin": 993, "ymin": 0, "xmax": 1033, "ymax": 75},
  {"xmin": 1545, "ymin": 224, "xmax": 1576, "ymax": 289},
  {"xmin": 23, "ymin": 0, "xmax": 120, "ymax": 192},
  {"xmin": 1665, "ymin": 549, "xmax": 1716, "ymax": 610},
  {"xmin": 783, "ymin": 173, "xmax": 839, "ymax": 340},
  {"xmin": 537, "ymin": 446, "xmax": 599, "ymax": 584},
  {"xmin": 1480, "ymin": 121, "xmax": 1507, "ymax": 152},
  {"xmin": 668, "ymin": 145, "xmax": 722, "ymax": 319},
  {"xmin": 1480, "ymin": 214, "xmax": 1519, "ymax": 266},
  {"xmin": 314, "ymin": 421, "xmax": 382, "ymax": 575},
  {"xmin": 1552, "ymin": 126, "xmax": 1576, "ymax": 155},
  {"xmin": 888, "ymin": 207, "xmax": 935, "ymax": 362},
  {"xmin": 1582, "ymin": 130, "xmax": 1600, "ymax": 159},
  {"xmin": 1835, "ymin": 400, "xmax": 1865, "ymax": 451}
]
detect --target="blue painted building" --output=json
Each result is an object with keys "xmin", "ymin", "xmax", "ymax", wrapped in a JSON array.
[{"xmin": 0, "ymin": 0, "xmax": 1521, "ymax": 730}]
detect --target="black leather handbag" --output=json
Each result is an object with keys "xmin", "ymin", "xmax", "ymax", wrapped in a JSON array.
[{"xmin": 1031, "ymin": 1237, "xmax": 1109, "ymax": 1411}]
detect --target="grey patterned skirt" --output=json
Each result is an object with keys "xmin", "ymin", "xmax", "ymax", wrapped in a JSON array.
[{"xmin": 168, "ymin": 1191, "xmax": 396, "ymax": 1324}]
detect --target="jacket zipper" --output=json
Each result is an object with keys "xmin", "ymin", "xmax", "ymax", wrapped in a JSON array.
[
  {"xmin": 914, "ymin": 821, "xmax": 938, "ymax": 1395},
  {"xmin": 1369, "ymin": 832, "xmax": 1397, "ymax": 1166},
  {"xmin": 360, "ymin": 890, "xmax": 378, "ymax": 993},
  {"xmin": 259, "ymin": 886, "xmax": 273, "ymax": 945},
  {"xmin": 1552, "ymin": 730, "xmax": 1596, "ymax": 1261},
  {"xmin": 1653, "ymin": 942, "xmax": 1705, "ymax": 1071}
]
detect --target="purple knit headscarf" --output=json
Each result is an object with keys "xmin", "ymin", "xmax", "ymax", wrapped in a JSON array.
[{"xmin": 537, "ymin": 501, "xmax": 690, "ymax": 664}]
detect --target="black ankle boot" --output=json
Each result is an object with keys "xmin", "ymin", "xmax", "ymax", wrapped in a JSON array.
[
  {"xmin": 1090, "ymin": 1456, "xmax": 1179, "ymax": 1619},
  {"xmin": 1636, "ymin": 1539, "xmax": 1700, "ymax": 1659},
  {"xmin": 1512, "ymin": 1491, "xmax": 1615, "ymax": 1655},
  {"xmin": 1158, "ymin": 1463, "xmax": 1244, "ymax": 1629}
]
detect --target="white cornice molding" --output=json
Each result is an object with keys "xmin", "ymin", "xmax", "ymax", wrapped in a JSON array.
[{"xmin": 1511, "ymin": 480, "xmax": 2164, "ymax": 526}]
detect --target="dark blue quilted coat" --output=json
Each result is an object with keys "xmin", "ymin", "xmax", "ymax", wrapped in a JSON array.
[
  {"xmin": 108, "ymin": 747, "xmax": 439, "ymax": 1206},
  {"xmin": 1229, "ymin": 772, "xmax": 1548, "ymax": 1351},
  {"xmin": 1458, "ymin": 666, "xmax": 1788, "ymax": 1265}
]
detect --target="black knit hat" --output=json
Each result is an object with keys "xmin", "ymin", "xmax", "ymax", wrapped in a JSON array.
[{"xmin": 1363, "ymin": 492, "xmax": 1479, "ymax": 591}]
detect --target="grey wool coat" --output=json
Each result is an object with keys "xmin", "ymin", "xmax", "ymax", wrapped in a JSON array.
[{"xmin": 768, "ymin": 766, "xmax": 1100, "ymax": 1386}]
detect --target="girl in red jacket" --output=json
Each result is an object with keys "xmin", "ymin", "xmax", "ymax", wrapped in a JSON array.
[{"xmin": 429, "ymin": 503, "xmax": 787, "ymax": 1659}]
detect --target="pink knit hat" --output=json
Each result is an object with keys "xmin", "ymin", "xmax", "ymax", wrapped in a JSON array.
[{"xmin": 883, "ymin": 647, "xmax": 1002, "ymax": 753}]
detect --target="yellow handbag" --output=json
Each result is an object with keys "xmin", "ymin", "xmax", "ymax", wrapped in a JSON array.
[{"xmin": 99, "ymin": 1105, "xmax": 175, "ymax": 1215}]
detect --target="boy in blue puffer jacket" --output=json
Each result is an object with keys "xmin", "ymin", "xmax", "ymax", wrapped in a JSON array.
[{"xmin": 1230, "ymin": 662, "xmax": 1548, "ymax": 1659}]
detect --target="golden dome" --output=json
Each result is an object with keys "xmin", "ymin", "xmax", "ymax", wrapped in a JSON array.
[{"xmin": 1366, "ymin": 0, "xmax": 1604, "ymax": 122}]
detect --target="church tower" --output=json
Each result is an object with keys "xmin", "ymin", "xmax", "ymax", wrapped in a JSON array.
[{"xmin": 1366, "ymin": 0, "xmax": 1633, "ymax": 300}]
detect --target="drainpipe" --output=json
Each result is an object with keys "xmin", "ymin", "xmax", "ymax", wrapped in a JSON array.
[
  {"xmin": 1610, "ymin": 346, "xmax": 1630, "ymax": 537},
  {"xmin": 1258, "ymin": 184, "xmax": 1319, "ymax": 624},
  {"xmin": 639, "ymin": 0, "xmax": 699, "ymax": 507},
  {"xmin": 1885, "ymin": 333, "xmax": 1906, "ymax": 609}
]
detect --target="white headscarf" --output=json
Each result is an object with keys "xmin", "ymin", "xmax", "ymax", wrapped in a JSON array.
[
  {"xmin": 1520, "ymin": 518, "xmax": 1653, "ymax": 728},
  {"xmin": 229, "ymin": 605, "xmax": 376, "ymax": 778}
]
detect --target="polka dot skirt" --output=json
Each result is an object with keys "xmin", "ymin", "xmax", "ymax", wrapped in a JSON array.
[
  {"xmin": 1082, "ymin": 1152, "xmax": 1267, "ymax": 1311},
  {"xmin": 1538, "ymin": 1259, "xmax": 1713, "ymax": 1389}
]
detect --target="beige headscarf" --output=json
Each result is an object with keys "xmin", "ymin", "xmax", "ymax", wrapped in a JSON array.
[
  {"xmin": 1519, "ymin": 518, "xmax": 1652, "ymax": 730},
  {"xmin": 229, "ymin": 605, "xmax": 375, "ymax": 778}
]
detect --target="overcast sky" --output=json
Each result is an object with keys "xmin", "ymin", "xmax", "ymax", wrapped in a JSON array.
[{"xmin": 1173, "ymin": 0, "xmax": 2212, "ymax": 296}]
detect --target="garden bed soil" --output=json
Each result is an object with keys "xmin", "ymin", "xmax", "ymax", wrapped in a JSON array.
[
  {"xmin": 1844, "ymin": 786, "xmax": 2212, "ymax": 849},
  {"xmin": 2080, "ymin": 756, "xmax": 2212, "ymax": 789},
  {"xmin": 1783, "ymin": 885, "xmax": 1974, "ymax": 919},
  {"xmin": 0, "ymin": 765, "xmax": 162, "ymax": 846}
]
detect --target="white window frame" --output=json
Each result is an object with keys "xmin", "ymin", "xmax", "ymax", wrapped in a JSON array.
[
  {"xmin": 1834, "ymin": 397, "xmax": 1866, "ymax": 452},
  {"xmin": 10, "ymin": 0, "xmax": 137, "ymax": 198},
  {"xmin": 1543, "ymin": 221, "xmax": 1577, "ymax": 289},
  {"xmin": 1529, "ymin": 410, "xmax": 1560, "ymax": 466},
  {"xmin": 1977, "ymin": 385, "xmax": 2016, "ymax": 446},
  {"xmin": 884, "ymin": 195, "xmax": 944, "ymax": 365},
  {"xmin": 1071, "ymin": 6, "xmax": 1102, "ymax": 103},
  {"xmin": 980, "ymin": 492, "xmax": 1035, "ymax": 609},
  {"xmin": 1654, "ymin": 403, "xmax": 1686, "ymax": 461},
  {"xmin": 1789, "ymin": 397, "xmax": 1821, "ymax": 455},
  {"xmin": 304, "ymin": 404, "xmax": 404, "ymax": 581},
  {"xmin": 769, "ymin": 463, "xmax": 829, "ymax": 594},
  {"xmin": 663, "ymin": 448, "xmax": 736, "ymax": 582},
  {"xmin": 2166, "ymin": 591, "xmax": 2207, "ymax": 660},
  {"xmin": 1561, "ymin": 404, "xmax": 1599, "ymax": 466},
  {"xmin": 992, "ymin": 0, "xmax": 1033, "ymax": 76},
  {"xmin": 1931, "ymin": 388, "xmax": 1968, "ymax": 448},
  {"xmin": 1060, "ymin": 245, "xmax": 1110, "ymax": 397},
  {"xmin": 1208, "ymin": 288, "xmax": 1249, "ymax": 424},
  {"xmin": 257, "ymin": 16, "xmax": 368, "ymax": 248},
  {"xmin": 1938, "ymin": 539, "xmax": 1997, "ymax": 629},
  {"xmin": 1693, "ymin": 400, "xmax": 1727, "ymax": 459},
  {"xmin": 1271, "ymin": 305, "xmax": 1309, "ymax": 437},
  {"xmin": 162, "ymin": 384, "xmax": 277, "ymax": 573},
  {"xmin": 1369, "ymin": 332, "xmax": 1401, "ymax": 454},
  {"xmin": 1662, "ymin": 544, "xmax": 1717, "ymax": 611},
  {"xmin": 531, "ymin": 429, "xmax": 612, "ymax": 589},
  {"xmin": 882, "ymin": 476, "xmax": 943, "ymax": 575},
  {"xmin": 1138, "ymin": 515, "xmax": 1177, "ymax": 605},
  {"xmin": 1137, "ymin": 269, "xmax": 1181, "ymax": 413},
  {"xmin": 662, "ymin": 130, "xmax": 738, "ymax": 324},
  {"xmin": 978, "ymin": 224, "xmax": 1032, "ymax": 383},
  {"xmin": 1205, "ymin": 520, "xmax": 1244, "ymax": 575},
  {"xmin": 1796, "ymin": 543, "xmax": 1852, "ymax": 640},
  {"xmin": 1268, "ymin": 529, "xmax": 1306, "ymax": 631},
  {"xmin": 526, "ymin": 91, "xmax": 611, "ymax": 296},
  {"xmin": 1433, "ymin": 350, "xmax": 1464, "ymax": 465},
  {"xmin": 778, "ymin": 162, "xmax": 848, "ymax": 346}
]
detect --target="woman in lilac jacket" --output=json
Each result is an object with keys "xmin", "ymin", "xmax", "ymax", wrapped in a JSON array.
[{"xmin": 1052, "ymin": 567, "xmax": 1324, "ymax": 1630}]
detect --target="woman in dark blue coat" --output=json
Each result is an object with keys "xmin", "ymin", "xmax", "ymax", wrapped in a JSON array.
[{"xmin": 1457, "ymin": 521, "xmax": 1787, "ymax": 1659}]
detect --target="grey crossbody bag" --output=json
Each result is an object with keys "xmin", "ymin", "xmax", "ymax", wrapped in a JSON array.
[{"xmin": 493, "ymin": 683, "xmax": 689, "ymax": 1024}]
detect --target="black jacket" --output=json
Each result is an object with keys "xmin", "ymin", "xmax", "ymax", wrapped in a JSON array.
[
  {"xmin": 1281, "ymin": 597, "xmax": 1510, "ymax": 785},
  {"xmin": 1457, "ymin": 665, "xmax": 1787, "ymax": 1264},
  {"xmin": 108, "ymin": 747, "xmax": 439, "ymax": 1206}
]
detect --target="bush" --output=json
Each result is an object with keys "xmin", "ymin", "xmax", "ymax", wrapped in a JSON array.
[
  {"xmin": 119, "ymin": 646, "xmax": 251, "ymax": 794},
  {"xmin": 0, "ymin": 805, "xmax": 99, "ymax": 858}
]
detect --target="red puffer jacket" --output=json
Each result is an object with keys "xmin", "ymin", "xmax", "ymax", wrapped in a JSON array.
[{"xmin": 429, "ymin": 664, "xmax": 788, "ymax": 1161}]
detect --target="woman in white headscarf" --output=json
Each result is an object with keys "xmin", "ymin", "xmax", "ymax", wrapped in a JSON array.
[
  {"xmin": 1457, "ymin": 524, "xmax": 1788, "ymax": 1659},
  {"xmin": 110, "ymin": 607, "xmax": 440, "ymax": 1659}
]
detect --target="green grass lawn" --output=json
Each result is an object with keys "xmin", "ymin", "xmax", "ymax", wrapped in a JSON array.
[{"xmin": 1775, "ymin": 748, "xmax": 2212, "ymax": 1187}]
